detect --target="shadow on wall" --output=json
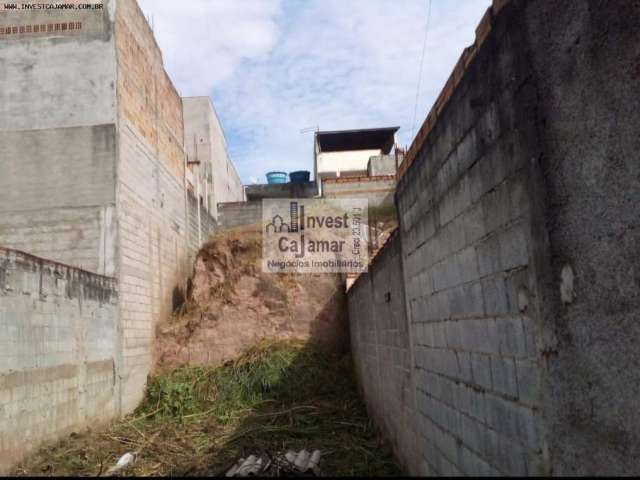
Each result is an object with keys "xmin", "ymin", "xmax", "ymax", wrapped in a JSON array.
[
  {"xmin": 171, "ymin": 278, "xmax": 193, "ymax": 315},
  {"xmin": 308, "ymin": 285, "xmax": 350, "ymax": 355}
]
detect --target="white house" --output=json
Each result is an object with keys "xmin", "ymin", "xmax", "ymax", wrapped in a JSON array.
[{"xmin": 314, "ymin": 127, "xmax": 399, "ymax": 195}]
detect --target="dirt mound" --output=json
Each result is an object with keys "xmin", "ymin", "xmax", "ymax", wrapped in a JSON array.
[{"xmin": 155, "ymin": 226, "xmax": 349, "ymax": 371}]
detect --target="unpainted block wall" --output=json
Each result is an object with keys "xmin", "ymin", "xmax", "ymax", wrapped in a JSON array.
[
  {"xmin": 187, "ymin": 191, "xmax": 217, "ymax": 264},
  {"xmin": 0, "ymin": 0, "xmax": 228, "ymax": 466},
  {"xmin": 348, "ymin": 233, "xmax": 421, "ymax": 474},
  {"xmin": 182, "ymin": 97, "xmax": 245, "ymax": 219},
  {"xmin": 0, "ymin": 0, "xmax": 117, "ymax": 132},
  {"xmin": 115, "ymin": 0, "xmax": 184, "ymax": 179},
  {"xmin": 245, "ymin": 182, "xmax": 317, "ymax": 201},
  {"xmin": 218, "ymin": 201, "xmax": 263, "ymax": 231},
  {"xmin": 0, "ymin": 126, "xmax": 117, "ymax": 276},
  {"xmin": 0, "ymin": 1, "xmax": 118, "ymax": 277},
  {"xmin": 394, "ymin": 1, "xmax": 547, "ymax": 472},
  {"xmin": 349, "ymin": 0, "xmax": 640, "ymax": 476},
  {"xmin": 116, "ymin": 120, "xmax": 190, "ymax": 413},
  {"xmin": 368, "ymin": 154, "xmax": 399, "ymax": 176},
  {"xmin": 114, "ymin": 0, "xmax": 194, "ymax": 414},
  {"xmin": 322, "ymin": 176, "xmax": 396, "ymax": 209},
  {"xmin": 0, "ymin": 248, "xmax": 119, "ymax": 473}
]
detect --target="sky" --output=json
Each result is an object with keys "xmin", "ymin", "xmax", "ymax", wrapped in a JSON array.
[{"xmin": 137, "ymin": 0, "xmax": 491, "ymax": 185}]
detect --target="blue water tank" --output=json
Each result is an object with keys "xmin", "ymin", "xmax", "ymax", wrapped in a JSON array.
[
  {"xmin": 266, "ymin": 171, "xmax": 288, "ymax": 184},
  {"xmin": 289, "ymin": 171, "xmax": 311, "ymax": 184}
]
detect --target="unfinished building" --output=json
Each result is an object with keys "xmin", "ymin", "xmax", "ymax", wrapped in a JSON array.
[
  {"xmin": 0, "ymin": 0, "xmax": 242, "ymax": 470},
  {"xmin": 183, "ymin": 96, "xmax": 245, "ymax": 220}
]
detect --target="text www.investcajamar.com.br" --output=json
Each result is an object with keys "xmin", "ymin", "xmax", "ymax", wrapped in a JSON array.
[{"xmin": 2, "ymin": 3, "xmax": 103, "ymax": 10}]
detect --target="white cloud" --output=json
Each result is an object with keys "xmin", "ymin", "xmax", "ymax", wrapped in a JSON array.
[
  {"xmin": 137, "ymin": 0, "xmax": 282, "ymax": 95},
  {"xmin": 137, "ymin": 0, "xmax": 491, "ymax": 184}
]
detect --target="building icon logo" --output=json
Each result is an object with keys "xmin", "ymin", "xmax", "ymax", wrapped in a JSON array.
[
  {"xmin": 265, "ymin": 202, "xmax": 305, "ymax": 234},
  {"xmin": 265, "ymin": 214, "xmax": 290, "ymax": 234}
]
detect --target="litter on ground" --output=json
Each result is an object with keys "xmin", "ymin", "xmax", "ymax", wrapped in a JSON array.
[
  {"xmin": 225, "ymin": 449, "xmax": 322, "ymax": 477},
  {"xmin": 12, "ymin": 339, "xmax": 402, "ymax": 477}
]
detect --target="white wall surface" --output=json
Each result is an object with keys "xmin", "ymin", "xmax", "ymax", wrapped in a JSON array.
[
  {"xmin": 183, "ymin": 97, "xmax": 244, "ymax": 220},
  {"xmin": 317, "ymin": 149, "xmax": 381, "ymax": 178}
]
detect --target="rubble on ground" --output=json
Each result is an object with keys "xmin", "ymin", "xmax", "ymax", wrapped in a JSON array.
[{"xmin": 225, "ymin": 449, "xmax": 322, "ymax": 477}]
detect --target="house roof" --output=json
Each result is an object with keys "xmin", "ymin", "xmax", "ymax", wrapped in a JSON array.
[{"xmin": 315, "ymin": 127, "xmax": 399, "ymax": 154}]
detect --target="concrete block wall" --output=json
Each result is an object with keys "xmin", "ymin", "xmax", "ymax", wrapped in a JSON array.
[
  {"xmin": 322, "ymin": 176, "xmax": 396, "ymax": 209},
  {"xmin": 113, "ymin": 0, "xmax": 202, "ymax": 414},
  {"xmin": 395, "ymin": 7, "xmax": 546, "ymax": 470},
  {"xmin": 218, "ymin": 201, "xmax": 263, "ymax": 231},
  {"xmin": 0, "ymin": 0, "xmax": 224, "ymax": 425},
  {"xmin": 115, "ymin": 120, "xmax": 190, "ymax": 413},
  {"xmin": 0, "ymin": 247, "xmax": 119, "ymax": 473},
  {"xmin": 187, "ymin": 191, "xmax": 217, "ymax": 264},
  {"xmin": 349, "ymin": 0, "xmax": 640, "ymax": 475},
  {"xmin": 348, "ymin": 232, "xmax": 421, "ymax": 474},
  {"xmin": 182, "ymin": 97, "xmax": 245, "ymax": 219},
  {"xmin": 115, "ymin": 0, "xmax": 184, "ymax": 179},
  {"xmin": 0, "ymin": 205, "xmax": 115, "ymax": 275},
  {"xmin": 245, "ymin": 182, "xmax": 317, "ymax": 201},
  {"xmin": 0, "ymin": 1, "xmax": 118, "ymax": 277},
  {"xmin": 368, "ymin": 154, "xmax": 400, "ymax": 176},
  {"xmin": 0, "ymin": 0, "xmax": 239, "ymax": 467},
  {"xmin": 0, "ymin": 0, "xmax": 118, "ymax": 132}
]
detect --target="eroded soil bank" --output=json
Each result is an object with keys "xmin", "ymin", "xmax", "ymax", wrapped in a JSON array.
[{"xmin": 156, "ymin": 226, "xmax": 350, "ymax": 371}]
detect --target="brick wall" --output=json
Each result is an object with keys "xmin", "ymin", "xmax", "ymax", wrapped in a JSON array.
[
  {"xmin": 0, "ymin": 247, "xmax": 119, "ymax": 473},
  {"xmin": 115, "ymin": 0, "xmax": 185, "ymax": 179}
]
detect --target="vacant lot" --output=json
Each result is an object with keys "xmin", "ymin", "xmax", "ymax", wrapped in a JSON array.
[{"xmin": 13, "ymin": 339, "xmax": 402, "ymax": 477}]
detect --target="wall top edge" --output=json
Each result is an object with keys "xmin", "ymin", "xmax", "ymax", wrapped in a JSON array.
[
  {"xmin": 323, "ymin": 175, "xmax": 396, "ymax": 185},
  {"xmin": 398, "ymin": 0, "xmax": 512, "ymax": 181},
  {"xmin": 0, "ymin": 245, "xmax": 118, "ymax": 283}
]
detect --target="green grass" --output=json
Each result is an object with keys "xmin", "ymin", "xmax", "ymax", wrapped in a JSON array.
[
  {"xmin": 14, "ymin": 339, "xmax": 403, "ymax": 477},
  {"xmin": 367, "ymin": 204, "xmax": 399, "ymax": 224}
]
